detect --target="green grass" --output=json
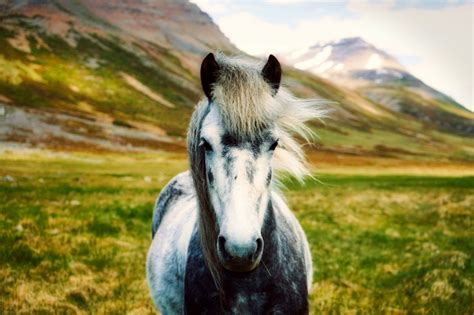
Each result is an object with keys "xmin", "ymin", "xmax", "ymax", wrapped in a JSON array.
[
  {"xmin": 0, "ymin": 151, "xmax": 472, "ymax": 314},
  {"xmin": 286, "ymin": 175, "xmax": 473, "ymax": 314}
]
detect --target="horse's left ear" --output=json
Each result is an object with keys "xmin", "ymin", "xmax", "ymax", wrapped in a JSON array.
[{"xmin": 262, "ymin": 54, "xmax": 282, "ymax": 95}]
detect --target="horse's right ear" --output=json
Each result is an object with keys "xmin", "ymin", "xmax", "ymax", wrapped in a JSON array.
[
  {"xmin": 200, "ymin": 53, "xmax": 220, "ymax": 100},
  {"xmin": 262, "ymin": 54, "xmax": 281, "ymax": 95}
]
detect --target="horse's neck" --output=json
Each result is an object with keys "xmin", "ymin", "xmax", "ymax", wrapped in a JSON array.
[{"xmin": 260, "ymin": 200, "xmax": 283, "ymax": 266}]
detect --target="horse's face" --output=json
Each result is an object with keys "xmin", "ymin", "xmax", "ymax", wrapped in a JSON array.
[
  {"xmin": 197, "ymin": 53, "xmax": 282, "ymax": 273},
  {"xmin": 200, "ymin": 106, "xmax": 278, "ymax": 272}
]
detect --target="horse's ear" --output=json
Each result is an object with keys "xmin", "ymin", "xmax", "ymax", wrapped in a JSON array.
[
  {"xmin": 262, "ymin": 54, "xmax": 281, "ymax": 95},
  {"xmin": 201, "ymin": 53, "xmax": 220, "ymax": 100}
]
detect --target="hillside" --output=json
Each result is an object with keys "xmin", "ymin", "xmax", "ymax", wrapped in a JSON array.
[
  {"xmin": 0, "ymin": 0, "xmax": 473, "ymax": 163},
  {"xmin": 0, "ymin": 0, "xmax": 231, "ymax": 150}
]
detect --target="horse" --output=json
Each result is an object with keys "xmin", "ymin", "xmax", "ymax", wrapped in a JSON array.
[{"xmin": 147, "ymin": 52, "xmax": 325, "ymax": 314}]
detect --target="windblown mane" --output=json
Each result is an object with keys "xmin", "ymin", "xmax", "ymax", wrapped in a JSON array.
[
  {"xmin": 187, "ymin": 53, "xmax": 326, "ymax": 299},
  {"xmin": 212, "ymin": 53, "xmax": 327, "ymax": 179}
]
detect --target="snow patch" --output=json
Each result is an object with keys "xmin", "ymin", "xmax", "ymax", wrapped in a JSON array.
[
  {"xmin": 366, "ymin": 53, "xmax": 382, "ymax": 69},
  {"xmin": 315, "ymin": 61, "xmax": 334, "ymax": 73},
  {"xmin": 334, "ymin": 63, "xmax": 345, "ymax": 72},
  {"xmin": 391, "ymin": 70, "xmax": 403, "ymax": 78},
  {"xmin": 294, "ymin": 46, "xmax": 332, "ymax": 71},
  {"xmin": 289, "ymin": 47, "xmax": 309, "ymax": 60}
]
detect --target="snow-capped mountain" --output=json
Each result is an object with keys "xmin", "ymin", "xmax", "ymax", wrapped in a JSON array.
[
  {"xmin": 284, "ymin": 37, "xmax": 405, "ymax": 86},
  {"xmin": 284, "ymin": 37, "xmax": 466, "ymax": 111},
  {"xmin": 282, "ymin": 37, "xmax": 473, "ymax": 135}
]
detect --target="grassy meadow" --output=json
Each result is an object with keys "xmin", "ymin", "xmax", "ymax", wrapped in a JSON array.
[{"xmin": 0, "ymin": 150, "xmax": 473, "ymax": 314}]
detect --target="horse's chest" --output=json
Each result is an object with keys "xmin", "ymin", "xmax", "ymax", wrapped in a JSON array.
[
  {"xmin": 184, "ymin": 232, "xmax": 308, "ymax": 314},
  {"xmin": 225, "ymin": 290, "xmax": 268, "ymax": 314},
  {"xmin": 184, "ymin": 270, "xmax": 270, "ymax": 314}
]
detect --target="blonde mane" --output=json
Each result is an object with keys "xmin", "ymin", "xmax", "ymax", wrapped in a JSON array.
[{"xmin": 211, "ymin": 53, "xmax": 327, "ymax": 180}]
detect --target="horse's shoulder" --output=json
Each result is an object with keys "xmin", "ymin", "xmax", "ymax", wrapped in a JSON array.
[
  {"xmin": 271, "ymin": 190, "xmax": 313, "ymax": 291},
  {"xmin": 270, "ymin": 191, "xmax": 298, "ymax": 225},
  {"xmin": 151, "ymin": 171, "xmax": 194, "ymax": 238}
]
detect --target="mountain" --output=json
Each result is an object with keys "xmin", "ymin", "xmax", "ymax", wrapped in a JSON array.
[
  {"xmin": 0, "ymin": 1, "xmax": 473, "ymax": 162},
  {"xmin": 0, "ymin": 0, "xmax": 238, "ymax": 151},
  {"xmin": 283, "ymin": 37, "xmax": 473, "ymax": 136},
  {"xmin": 284, "ymin": 37, "xmax": 405, "ymax": 84}
]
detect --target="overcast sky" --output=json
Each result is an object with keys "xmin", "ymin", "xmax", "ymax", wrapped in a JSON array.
[{"xmin": 191, "ymin": 0, "xmax": 473, "ymax": 111}]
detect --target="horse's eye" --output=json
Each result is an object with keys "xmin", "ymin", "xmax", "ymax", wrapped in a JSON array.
[
  {"xmin": 201, "ymin": 139, "xmax": 213, "ymax": 152},
  {"xmin": 269, "ymin": 140, "xmax": 279, "ymax": 151}
]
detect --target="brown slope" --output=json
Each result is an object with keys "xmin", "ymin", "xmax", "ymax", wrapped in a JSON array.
[{"xmin": 79, "ymin": 0, "xmax": 238, "ymax": 72}]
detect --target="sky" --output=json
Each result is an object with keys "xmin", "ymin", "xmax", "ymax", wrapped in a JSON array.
[{"xmin": 191, "ymin": 0, "xmax": 473, "ymax": 111}]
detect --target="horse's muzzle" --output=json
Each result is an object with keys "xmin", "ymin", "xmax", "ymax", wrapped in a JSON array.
[{"xmin": 217, "ymin": 235, "xmax": 264, "ymax": 272}]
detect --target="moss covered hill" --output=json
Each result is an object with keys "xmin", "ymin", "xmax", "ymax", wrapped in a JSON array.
[{"xmin": 0, "ymin": 0, "xmax": 473, "ymax": 162}]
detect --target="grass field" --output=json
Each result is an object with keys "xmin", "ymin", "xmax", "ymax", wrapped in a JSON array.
[{"xmin": 0, "ymin": 150, "xmax": 473, "ymax": 314}]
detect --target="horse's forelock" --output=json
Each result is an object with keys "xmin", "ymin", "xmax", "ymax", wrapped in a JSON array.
[
  {"xmin": 187, "ymin": 101, "xmax": 224, "ymax": 295},
  {"xmin": 210, "ymin": 53, "xmax": 328, "ymax": 180},
  {"xmin": 212, "ymin": 54, "xmax": 275, "ymax": 138}
]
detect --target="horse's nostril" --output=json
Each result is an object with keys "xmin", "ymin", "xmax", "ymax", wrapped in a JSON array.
[
  {"xmin": 218, "ymin": 236, "xmax": 226, "ymax": 250},
  {"xmin": 218, "ymin": 236, "xmax": 230, "ymax": 259}
]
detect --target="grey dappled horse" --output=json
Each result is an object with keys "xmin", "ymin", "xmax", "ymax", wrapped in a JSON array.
[{"xmin": 147, "ymin": 53, "xmax": 324, "ymax": 314}]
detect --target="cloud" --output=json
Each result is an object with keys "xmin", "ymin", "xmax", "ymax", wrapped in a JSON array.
[
  {"xmin": 264, "ymin": 0, "xmax": 311, "ymax": 4},
  {"xmin": 216, "ymin": 3, "xmax": 473, "ymax": 109},
  {"xmin": 217, "ymin": 12, "xmax": 313, "ymax": 56},
  {"xmin": 190, "ymin": 0, "xmax": 232, "ymax": 16},
  {"xmin": 347, "ymin": 0, "xmax": 396, "ymax": 11}
]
